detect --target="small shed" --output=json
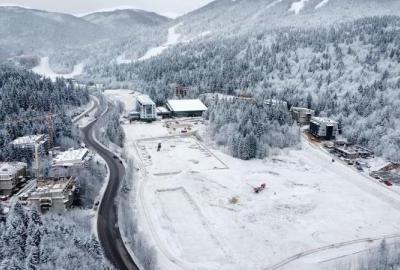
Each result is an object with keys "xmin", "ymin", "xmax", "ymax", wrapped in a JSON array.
[{"xmin": 166, "ymin": 99, "xmax": 207, "ymax": 117}]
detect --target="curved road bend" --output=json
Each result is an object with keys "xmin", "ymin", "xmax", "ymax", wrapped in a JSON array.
[{"xmin": 81, "ymin": 106, "xmax": 139, "ymax": 270}]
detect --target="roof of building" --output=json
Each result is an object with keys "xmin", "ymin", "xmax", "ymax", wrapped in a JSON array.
[
  {"xmin": 291, "ymin": 107, "xmax": 315, "ymax": 113},
  {"xmin": 53, "ymin": 148, "xmax": 89, "ymax": 166},
  {"xmin": 11, "ymin": 134, "xmax": 46, "ymax": 146},
  {"xmin": 166, "ymin": 99, "xmax": 208, "ymax": 112},
  {"xmin": 311, "ymin": 117, "xmax": 338, "ymax": 125},
  {"xmin": 30, "ymin": 177, "xmax": 75, "ymax": 197},
  {"xmin": 265, "ymin": 99, "xmax": 288, "ymax": 106},
  {"xmin": 156, "ymin": 106, "xmax": 170, "ymax": 113},
  {"xmin": 0, "ymin": 162, "xmax": 27, "ymax": 180},
  {"xmin": 137, "ymin": 94, "xmax": 155, "ymax": 106}
]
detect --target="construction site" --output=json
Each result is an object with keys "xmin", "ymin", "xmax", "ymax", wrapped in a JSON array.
[
  {"xmin": 0, "ymin": 107, "xmax": 93, "ymax": 212},
  {"xmin": 107, "ymin": 89, "xmax": 400, "ymax": 270}
]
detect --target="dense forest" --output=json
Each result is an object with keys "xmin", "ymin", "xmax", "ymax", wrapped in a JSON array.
[
  {"xmin": 205, "ymin": 96, "xmax": 300, "ymax": 159},
  {"xmin": 0, "ymin": 64, "xmax": 89, "ymax": 161},
  {"xmin": 87, "ymin": 16, "xmax": 400, "ymax": 161},
  {"xmin": 0, "ymin": 203, "xmax": 110, "ymax": 270}
]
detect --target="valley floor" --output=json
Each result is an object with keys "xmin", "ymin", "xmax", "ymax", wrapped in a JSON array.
[{"xmin": 107, "ymin": 89, "xmax": 400, "ymax": 270}]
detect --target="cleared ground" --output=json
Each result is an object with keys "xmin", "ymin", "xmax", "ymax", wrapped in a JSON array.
[
  {"xmin": 106, "ymin": 90, "xmax": 400, "ymax": 270},
  {"xmin": 137, "ymin": 136, "xmax": 227, "ymax": 174},
  {"xmin": 156, "ymin": 187, "xmax": 227, "ymax": 263},
  {"xmin": 133, "ymin": 130, "xmax": 400, "ymax": 270}
]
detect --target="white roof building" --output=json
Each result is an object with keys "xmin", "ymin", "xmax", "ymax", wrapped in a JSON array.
[
  {"xmin": 311, "ymin": 117, "xmax": 338, "ymax": 126},
  {"xmin": 0, "ymin": 162, "xmax": 27, "ymax": 196},
  {"xmin": 0, "ymin": 162, "xmax": 27, "ymax": 181},
  {"xmin": 166, "ymin": 99, "xmax": 208, "ymax": 113},
  {"xmin": 52, "ymin": 148, "xmax": 89, "ymax": 167},
  {"xmin": 11, "ymin": 134, "xmax": 47, "ymax": 148}
]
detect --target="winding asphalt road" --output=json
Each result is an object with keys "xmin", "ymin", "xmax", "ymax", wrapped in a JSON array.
[{"xmin": 81, "ymin": 105, "xmax": 139, "ymax": 270}]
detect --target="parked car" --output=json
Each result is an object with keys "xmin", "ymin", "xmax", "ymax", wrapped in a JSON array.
[
  {"xmin": 93, "ymin": 200, "xmax": 100, "ymax": 210},
  {"xmin": 347, "ymin": 160, "xmax": 354, "ymax": 165},
  {"xmin": 384, "ymin": 181, "xmax": 393, "ymax": 186}
]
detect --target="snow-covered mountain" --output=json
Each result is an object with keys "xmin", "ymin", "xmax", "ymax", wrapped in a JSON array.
[
  {"xmin": 0, "ymin": 6, "xmax": 170, "ymax": 61},
  {"xmin": 0, "ymin": 6, "xmax": 106, "ymax": 57},
  {"xmin": 82, "ymin": 9, "xmax": 170, "ymax": 35},
  {"xmin": 177, "ymin": 0, "xmax": 400, "ymax": 38}
]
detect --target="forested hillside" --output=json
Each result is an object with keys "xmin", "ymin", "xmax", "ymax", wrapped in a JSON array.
[
  {"xmin": 0, "ymin": 203, "xmax": 109, "ymax": 270},
  {"xmin": 0, "ymin": 6, "xmax": 107, "ymax": 58},
  {"xmin": 0, "ymin": 6, "xmax": 171, "ymax": 73},
  {"xmin": 87, "ymin": 16, "xmax": 400, "ymax": 161},
  {"xmin": 176, "ymin": 0, "xmax": 400, "ymax": 38},
  {"xmin": 0, "ymin": 64, "xmax": 89, "ymax": 160}
]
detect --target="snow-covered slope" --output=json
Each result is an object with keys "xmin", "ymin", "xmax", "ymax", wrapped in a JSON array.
[
  {"xmin": 176, "ymin": 0, "xmax": 400, "ymax": 38},
  {"xmin": 0, "ymin": 6, "xmax": 107, "ymax": 57},
  {"xmin": 138, "ymin": 24, "xmax": 182, "ymax": 61}
]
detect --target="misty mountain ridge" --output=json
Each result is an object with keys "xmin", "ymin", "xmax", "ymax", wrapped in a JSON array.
[
  {"xmin": 82, "ymin": 9, "xmax": 170, "ymax": 34},
  {"xmin": 0, "ymin": 5, "xmax": 170, "ymax": 60},
  {"xmin": 0, "ymin": 6, "xmax": 106, "ymax": 57}
]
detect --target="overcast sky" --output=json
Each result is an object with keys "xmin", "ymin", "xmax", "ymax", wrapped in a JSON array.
[{"xmin": 0, "ymin": 0, "xmax": 214, "ymax": 18}]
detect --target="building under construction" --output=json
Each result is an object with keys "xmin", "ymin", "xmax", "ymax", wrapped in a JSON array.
[{"xmin": 27, "ymin": 176, "xmax": 77, "ymax": 212}]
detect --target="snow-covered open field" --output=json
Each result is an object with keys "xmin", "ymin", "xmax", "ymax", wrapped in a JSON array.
[{"xmin": 106, "ymin": 91, "xmax": 400, "ymax": 270}]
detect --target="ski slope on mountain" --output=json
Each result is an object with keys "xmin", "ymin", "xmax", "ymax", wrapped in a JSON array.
[
  {"xmin": 32, "ymin": 57, "xmax": 84, "ymax": 81},
  {"xmin": 315, "ymin": 0, "xmax": 330, "ymax": 9},
  {"xmin": 289, "ymin": 0, "xmax": 310, "ymax": 14},
  {"xmin": 138, "ymin": 24, "xmax": 182, "ymax": 61}
]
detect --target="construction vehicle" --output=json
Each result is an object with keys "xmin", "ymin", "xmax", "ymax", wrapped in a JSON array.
[
  {"xmin": 248, "ymin": 183, "xmax": 266, "ymax": 194},
  {"xmin": 254, "ymin": 183, "xmax": 266, "ymax": 193}
]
